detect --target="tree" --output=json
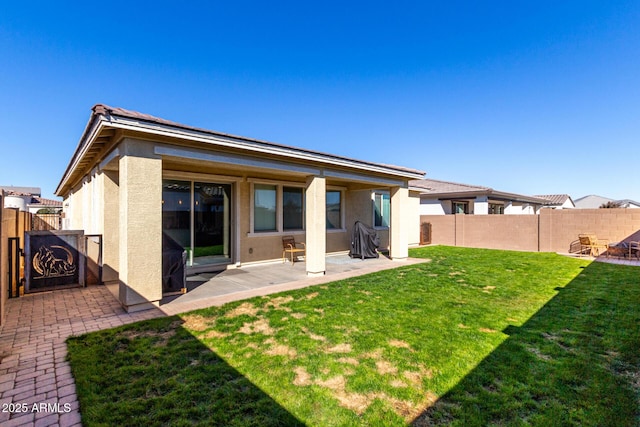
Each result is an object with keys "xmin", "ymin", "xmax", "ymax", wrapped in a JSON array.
[{"xmin": 599, "ymin": 201, "xmax": 621, "ymax": 209}]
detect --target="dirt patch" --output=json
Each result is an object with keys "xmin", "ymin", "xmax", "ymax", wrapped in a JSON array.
[
  {"xmin": 265, "ymin": 296, "xmax": 294, "ymax": 312},
  {"xmin": 121, "ymin": 321, "xmax": 180, "ymax": 346},
  {"xmin": 388, "ymin": 339, "xmax": 413, "ymax": 350},
  {"xmin": 482, "ymin": 285, "xmax": 496, "ymax": 293},
  {"xmin": 314, "ymin": 308, "xmax": 325, "ymax": 315},
  {"xmin": 305, "ymin": 292, "xmax": 320, "ymax": 300},
  {"xmin": 293, "ymin": 366, "xmax": 312, "ymax": 386},
  {"xmin": 457, "ymin": 324, "xmax": 470, "ymax": 329},
  {"xmin": 291, "ymin": 312, "xmax": 307, "ymax": 319},
  {"xmin": 376, "ymin": 360, "xmax": 398, "ymax": 375},
  {"xmin": 181, "ymin": 315, "xmax": 211, "ymax": 332},
  {"xmin": 358, "ymin": 290, "xmax": 373, "ymax": 296},
  {"xmin": 301, "ymin": 327, "xmax": 327, "ymax": 342},
  {"xmin": 362, "ymin": 348, "xmax": 384, "ymax": 360},
  {"xmin": 266, "ymin": 344, "xmax": 297, "ymax": 358},
  {"xmin": 403, "ymin": 365, "xmax": 433, "ymax": 386},
  {"xmin": 337, "ymin": 357, "xmax": 360, "ymax": 366},
  {"xmin": 327, "ymin": 343, "xmax": 352, "ymax": 353},
  {"xmin": 203, "ymin": 330, "xmax": 229, "ymax": 339},
  {"xmin": 294, "ymin": 365, "xmax": 435, "ymax": 419},
  {"xmin": 238, "ymin": 317, "xmax": 276, "ymax": 335},
  {"xmin": 226, "ymin": 302, "xmax": 260, "ymax": 318},
  {"xmin": 390, "ymin": 379, "xmax": 408, "ymax": 388},
  {"xmin": 479, "ymin": 328, "xmax": 498, "ymax": 333}
]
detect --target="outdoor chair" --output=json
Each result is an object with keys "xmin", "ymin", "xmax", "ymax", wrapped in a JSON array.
[
  {"xmin": 630, "ymin": 241, "xmax": 640, "ymax": 260},
  {"xmin": 282, "ymin": 236, "xmax": 305, "ymax": 265},
  {"xmin": 578, "ymin": 234, "xmax": 609, "ymax": 257}
]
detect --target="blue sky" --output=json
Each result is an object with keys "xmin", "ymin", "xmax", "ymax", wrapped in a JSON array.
[{"xmin": 1, "ymin": 1, "xmax": 639, "ymax": 202}]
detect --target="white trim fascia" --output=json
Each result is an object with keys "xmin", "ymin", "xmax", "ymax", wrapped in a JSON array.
[
  {"xmin": 155, "ymin": 145, "xmax": 320, "ymax": 175},
  {"xmin": 105, "ymin": 115, "xmax": 424, "ymax": 179},
  {"xmin": 56, "ymin": 119, "xmax": 106, "ymax": 195}
]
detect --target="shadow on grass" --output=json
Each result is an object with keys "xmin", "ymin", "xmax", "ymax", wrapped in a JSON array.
[
  {"xmin": 412, "ymin": 260, "xmax": 640, "ymax": 427},
  {"xmin": 66, "ymin": 317, "xmax": 303, "ymax": 427}
]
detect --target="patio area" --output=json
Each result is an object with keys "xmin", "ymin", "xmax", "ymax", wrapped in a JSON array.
[{"xmin": 156, "ymin": 254, "xmax": 428, "ymax": 315}]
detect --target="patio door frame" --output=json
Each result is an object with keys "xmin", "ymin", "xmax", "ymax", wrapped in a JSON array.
[{"xmin": 162, "ymin": 171, "xmax": 240, "ymax": 273}]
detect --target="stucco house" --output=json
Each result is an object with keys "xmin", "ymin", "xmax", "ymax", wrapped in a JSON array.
[
  {"xmin": 534, "ymin": 194, "xmax": 575, "ymax": 209},
  {"xmin": 56, "ymin": 105, "xmax": 425, "ymax": 312},
  {"xmin": 410, "ymin": 178, "xmax": 548, "ymax": 215},
  {"xmin": 0, "ymin": 186, "xmax": 62, "ymax": 213},
  {"xmin": 574, "ymin": 194, "xmax": 640, "ymax": 209}
]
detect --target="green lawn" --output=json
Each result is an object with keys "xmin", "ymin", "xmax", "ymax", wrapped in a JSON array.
[{"xmin": 66, "ymin": 246, "xmax": 640, "ymax": 426}]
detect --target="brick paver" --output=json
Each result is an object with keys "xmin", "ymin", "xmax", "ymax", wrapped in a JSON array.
[{"xmin": 0, "ymin": 286, "xmax": 163, "ymax": 426}]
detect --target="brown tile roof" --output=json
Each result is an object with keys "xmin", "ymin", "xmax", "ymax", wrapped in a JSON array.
[
  {"xmin": 409, "ymin": 178, "xmax": 489, "ymax": 193},
  {"xmin": 32, "ymin": 197, "xmax": 62, "ymax": 207},
  {"xmin": 410, "ymin": 178, "xmax": 548, "ymax": 204},
  {"xmin": 533, "ymin": 194, "xmax": 572, "ymax": 205},
  {"xmin": 93, "ymin": 104, "xmax": 426, "ymax": 177}
]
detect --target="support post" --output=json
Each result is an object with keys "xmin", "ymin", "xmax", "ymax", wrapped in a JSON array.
[
  {"xmin": 390, "ymin": 186, "xmax": 409, "ymax": 260},
  {"xmin": 118, "ymin": 140, "xmax": 163, "ymax": 312},
  {"xmin": 305, "ymin": 175, "xmax": 326, "ymax": 276}
]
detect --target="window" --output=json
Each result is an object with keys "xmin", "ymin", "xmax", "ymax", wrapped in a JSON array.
[
  {"xmin": 452, "ymin": 201, "xmax": 468, "ymax": 214},
  {"xmin": 254, "ymin": 184, "xmax": 276, "ymax": 231},
  {"xmin": 374, "ymin": 192, "xmax": 390, "ymax": 227},
  {"xmin": 251, "ymin": 182, "xmax": 305, "ymax": 233},
  {"xmin": 162, "ymin": 179, "xmax": 232, "ymax": 267},
  {"xmin": 326, "ymin": 190, "xmax": 342, "ymax": 229},
  {"xmin": 489, "ymin": 203, "xmax": 504, "ymax": 215},
  {"xmin": 283, "ymin": 187, "xmax": 304, "ymax": 230}
]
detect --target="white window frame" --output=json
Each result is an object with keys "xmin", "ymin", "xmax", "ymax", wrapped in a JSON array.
[
  {"xmin": 372, "ymin": 190, "xmax": 390, "ymax": 229},
  {"xmin": 326, "ymin": 187, "xmax": 346, "ymax": 232}
]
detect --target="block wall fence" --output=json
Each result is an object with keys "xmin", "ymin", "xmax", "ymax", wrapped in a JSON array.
[
  {"xmin": 421, "ymin": 208, "xmax": 640, "ymax": 254},
  {"xmin": 0, "ymin": 196, "xmax": 33, "ymax": 326}
]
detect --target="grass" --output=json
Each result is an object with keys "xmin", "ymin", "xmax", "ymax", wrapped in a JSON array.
[{"xmin": 66, "ymin": 246, "xmax": 640, "ymax": 426}]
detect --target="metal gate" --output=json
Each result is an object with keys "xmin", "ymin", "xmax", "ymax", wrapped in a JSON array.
[{"xmin": 420, "ymin": 222, "xmax": 432, "ymax": 245}]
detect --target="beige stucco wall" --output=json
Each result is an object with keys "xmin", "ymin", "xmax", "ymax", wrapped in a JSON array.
[
  {"xmin": 59, "ymin": 132, "xmax": 420, "ymax": 311},
  {"xmin": 118, "ymin": 139, "xmax": 163, "ymax": 311}
]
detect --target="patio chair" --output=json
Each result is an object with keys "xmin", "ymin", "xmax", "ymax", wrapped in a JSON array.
[
  {"xmin": 282, "ymin": 236, "xmax": 305, "ymax": 265},
  {"xmin": 630, "ymin": 241, "xmax": 640, "ymax": 260},
  {"xmin": 578, "ymin": 234, "xmax": 609, "ymax": 257}
]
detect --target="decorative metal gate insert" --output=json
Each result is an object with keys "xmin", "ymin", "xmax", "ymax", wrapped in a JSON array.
[{"xmin": 24, "ymin": 230, "xmax": 85, "ymax": 293}]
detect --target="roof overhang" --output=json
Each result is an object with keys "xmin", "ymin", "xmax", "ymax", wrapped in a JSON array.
[
  {"xmin": 411, "ymin": 188, "xmax": 548, "ymax": 205},
  {"xmin": 56, "ymin": 105, "xmax": 425, "ymax": 196}
]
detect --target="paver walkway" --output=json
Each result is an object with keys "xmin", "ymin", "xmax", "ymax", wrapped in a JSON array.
[{"xmin": 0, "ymin": 256, "xmax": 427, "ymax": 426}]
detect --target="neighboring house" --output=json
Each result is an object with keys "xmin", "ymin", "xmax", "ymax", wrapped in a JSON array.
[
  {"xmin": 55, "ymin": 104, "xmax": 425, "ymax": 312},
  {"xmin": 574, "ymin": 195, "xmax": 640, "ymax": 209},
  {"xmin": 410, "ymin": 178, "xmax": 548, "ymax": 215},
  {"xmin": 534, "ymin": 194, "xmax": 575, "ymax": 209},
  {"xmin": 0, "ymin": 186, "xmax": 62, "ymax": 213}
]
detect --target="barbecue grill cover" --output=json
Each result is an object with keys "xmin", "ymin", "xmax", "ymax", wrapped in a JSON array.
[
  {"xmin": 349, "ymin": 221, "xmax": 380, "ymax": 259},
  {"xmin": 162, "ymin": 233, "xmax": 187, "ymax": 292}
]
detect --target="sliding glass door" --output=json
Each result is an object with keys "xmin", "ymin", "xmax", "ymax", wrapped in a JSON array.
[{"xmin": 162, "ymin": 179, "xmax": 231, "ymax": 269}]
